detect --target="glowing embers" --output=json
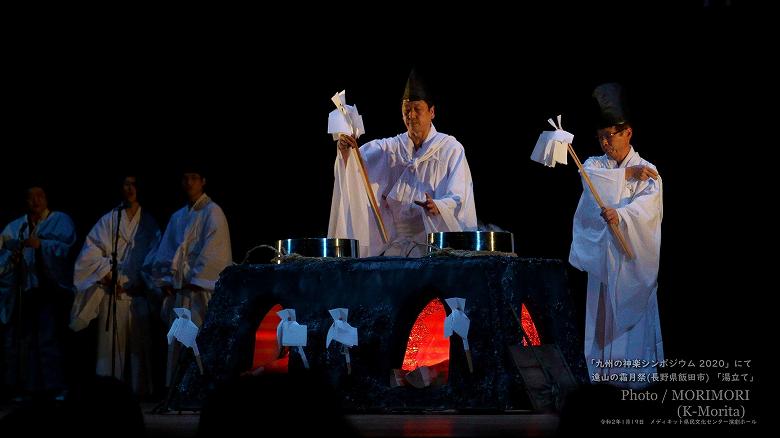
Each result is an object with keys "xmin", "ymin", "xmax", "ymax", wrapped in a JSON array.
[
  {"xmin": 520, "ymin": 304, "xmax": 541, "ymax": 346},
  {"xmin": 396, "ymin": 299, "xmax": 450, "ymax": 387},
  {"xmin": 251, "ymin": 304, "xmax": 289, "ymax": 373}
]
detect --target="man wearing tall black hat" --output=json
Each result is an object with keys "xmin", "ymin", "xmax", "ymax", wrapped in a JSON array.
[
  {"xmin": 329, "ymin": 69, "xmax": 478, "ymax": 257},
  {"xmin": 146, "ymin": 165, "xmax": 232, "ymax": 386},
  {"xmin": 569, "ymin": 83, "xmax": 663, "ymax": 388}
]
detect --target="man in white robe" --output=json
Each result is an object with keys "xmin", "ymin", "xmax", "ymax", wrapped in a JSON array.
[
  {"xmin": 71, "ymin": 175, "xmax": 160, "ymax": 396},
  {"xmin": 569, "ymin": 83, "xmax": 663, "ymax": 388},
  {"xmin": 147, "ymin": 168, "xmax": 232, "ymax": 385},
  {"xmin": 329, "ymin": 69, "xmax": 478, "ymax": 257},
  {"xmin": 0, "ymin": 186, "xmax": 76, "ymax": 399}
]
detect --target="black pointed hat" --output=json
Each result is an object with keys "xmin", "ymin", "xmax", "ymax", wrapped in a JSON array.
[
  {"xmin": 402, "ymin": 68, "xmax": 433, "ymax": 104},
  {"xmin": 592, "ymin": 82, "xmax": 630, "ymax": 129}
]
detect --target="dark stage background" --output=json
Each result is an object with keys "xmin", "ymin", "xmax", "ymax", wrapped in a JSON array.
[{"xmin": 1, "ymin": 5, "xmax": 762, "ymax": 373}]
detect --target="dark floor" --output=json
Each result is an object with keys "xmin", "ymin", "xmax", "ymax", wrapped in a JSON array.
[
  {"xmin": 346, "ymin": 413, "xmax": 559, "ymax": 437},
  {"xmin": 142, "ymin": 406, "xmax": 560, "ymax": 437},
  {"xmin": 1, "ymin": 402, "xmax": 559, "ymax": 437}
]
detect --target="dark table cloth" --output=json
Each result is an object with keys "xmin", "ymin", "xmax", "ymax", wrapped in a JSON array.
[{"xmin": 168, "ymin": 256, "xmax": 587, "ymax": 412}]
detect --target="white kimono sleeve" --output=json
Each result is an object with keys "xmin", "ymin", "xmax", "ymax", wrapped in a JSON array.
[
  {"xmin": 614, "ymin": 174, "xmax": 662, "ymax": 331},
  {"xmin": 73, "ymin": 214, "xmax": 113, "ymax": 293},
  {"xmin": 36, "ymin": 212, "xmax": 77, "ymax": 290},
  {"xmin": 423, "ymin": 146, "xmax": 478, "ymax": 233},
  {"xmin": 569, "ymin": 158, "xmax": 625, "ymax": 283},
  {"xmin": 70, "ymin": 214, "xmax": 113, "ymax": 331},
  {"xmin": 328, "ymin": 141, "xmax": 389, "ymax": 257},
  {"xmin": 149, "ymin": 214, "xmax": 181, "ymax": 288},
  {"xmin": 186, "ymin": 207, "xmax": 232, "ymax": 290}
]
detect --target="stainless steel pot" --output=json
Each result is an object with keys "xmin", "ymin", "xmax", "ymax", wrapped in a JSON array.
[
  {"xmin": 427, "ymin": 231, "xmax": 514, "ymax": 253},
  {"xmin": 276, "ymin": 238, "xmax": 360, "ymax": 258}
]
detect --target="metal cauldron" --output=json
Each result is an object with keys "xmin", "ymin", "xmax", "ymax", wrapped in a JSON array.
[
  {"xmin": 276, "ymin": 238, "xmax": 360, "ymax": 259},
  {"xmin": 427, "ymin": 231, "xmax": 515, "ymax": 254}
]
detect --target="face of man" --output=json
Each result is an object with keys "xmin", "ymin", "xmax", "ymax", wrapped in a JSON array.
[
  {"xmin": 26, "ymin": 187, "xmax": 48, "ymax": 216},
  {"xmin": 402, "ymin": 99, "xmax": 435, "ymax": 144},
  {"xmin": 182, "ymin": 173, "xmax": 206, "ymax": 201},
  {"xmin": 122, "ymin": 176, "xmax": 138, "ymax": 204},
  {"xmin": 597, "ymin": 125, "xmax": 633, "ymax": 163}
]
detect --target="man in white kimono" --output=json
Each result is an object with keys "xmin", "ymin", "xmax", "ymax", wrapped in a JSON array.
[
  {"xmin": 569, "ymin": 83, "xmax": 663, "ymax": 388},
  {"xmin": 70, "ymin": 175, "xmax": 160, "ymax": 396},
  {"xmin": 147, "ymin": 167, "xmax": 232, "ymax": 385},
  {"xmin": 0, "ymin": 186, "xmax": 76, "ymax": 400},
  {"xmin": 329, "ymin": 69, "xmax": 478, "ymax": 257}
]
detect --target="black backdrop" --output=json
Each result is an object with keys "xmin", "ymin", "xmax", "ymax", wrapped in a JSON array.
[{"xmin": 0, "ymin": 5, "xmax": 762, "ymax": 370}]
